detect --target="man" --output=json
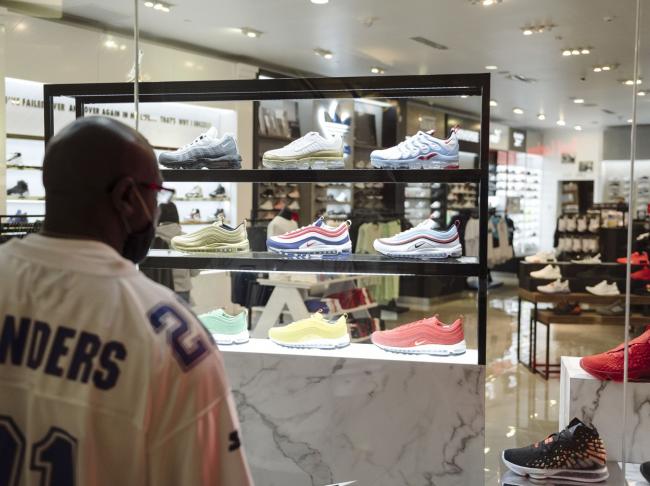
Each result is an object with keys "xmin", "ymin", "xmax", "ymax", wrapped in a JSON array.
[{"xmin": 0, "ymin": 116, "xmax": 253, "ymax": 485}]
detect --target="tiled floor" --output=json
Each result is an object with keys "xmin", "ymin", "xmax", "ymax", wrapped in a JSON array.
[{"xmin": 398, "ymin": 273, "xmax": 630, "ymax": 485}]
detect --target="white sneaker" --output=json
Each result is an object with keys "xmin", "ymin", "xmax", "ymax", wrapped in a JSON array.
[
  {"xmin": 577, "ymin": 217, "xmax": 587, "ymax": 232},
  {"xmin": 538, "ymin": 279, "xmax": 570, "ymax": 294},
  {"xmin": 530, "ymin": 264, "xmax": 562, "ymax": 280},
  {"xmin": 259, "ymin": 200, "xmax": 274, "ymax": 211},
  {"xmin": 373, "ymin": 219, "xmax": 462, "ymax": 259},
  {"xmin": 586, "ymin": 280, "xmax": 620, "ymax": 296},
  {"xmin": 588, "ymin": 217, "xmax": 600, "ymax": 233},
  {"xmin": 262, "ymin": 132, "xmax": 344, "ymax": 169},
  {"xmin": 370, "ymin": 128, "xmax": 459, "ymax": 169},
  {"xmin": 430, "ymin": 200, "xmax": 442, "ymax": 209},
  {"xmin": 558, "ymin": 216, "xmax": 567, "ymax": 232},
  {"xmin": 571, "ymin": 253, "xmax": 602, "ymax": 264},
  {"xmin": 566, "ymin": 217, "xmax": 577, "ymax": 232},
  {"xmin": 525, "ymin": 251, "xmax": 556, "ymax": 263},
  {"xmin": 572, "ymin": 238, "xmax": 582, "ymax": 252}
]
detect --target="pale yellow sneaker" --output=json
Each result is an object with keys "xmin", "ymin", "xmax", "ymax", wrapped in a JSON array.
[
  {"xmin": 268, "ymin": 312, "xmax": 350, "ymax": 349},
  {"xmin": 171, "ymin": 219, "xmax": 250, "ymax": 253}
]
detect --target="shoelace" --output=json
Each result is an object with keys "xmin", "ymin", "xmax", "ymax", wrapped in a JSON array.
[
  {"xmin": 180, "ymin": 133, "xmax": 207, "ymax": 150},
  {"xmin": 285, "ymin": 132, "xmax": 318, "ymax": 150}
]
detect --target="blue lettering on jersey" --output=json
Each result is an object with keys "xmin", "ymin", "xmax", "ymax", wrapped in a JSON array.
[
  {"xmin": 147, "ymin": 304, "xmax": 211, "ymax": 371},
  {"xmin": 0, "ymin": 314, "xmax": 126, "ymax": 391}
]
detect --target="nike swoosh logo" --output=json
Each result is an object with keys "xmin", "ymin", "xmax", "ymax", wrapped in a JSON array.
[
  {"xmin": 415, "ymin": 242, "xmax": 426, "ymax": 248},
  {"xmin": 414, "ymin": 340, "xmax": 429, "ymax": 346}
]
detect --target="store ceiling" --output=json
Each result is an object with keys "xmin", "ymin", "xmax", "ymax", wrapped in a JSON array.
[{"xmin": 51, "ymin": 0, "xmax": 650, "ymax": 128}]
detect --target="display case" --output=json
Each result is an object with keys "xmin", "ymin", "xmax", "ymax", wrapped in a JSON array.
[{"xmin": 44, "ymin": 74, "xmax": 490, "ymax": 486}]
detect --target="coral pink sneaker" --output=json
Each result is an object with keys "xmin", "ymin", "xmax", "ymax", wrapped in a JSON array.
[{"xmin": 370, "ymin": 315, "xmax": 466, "ymax": 355}]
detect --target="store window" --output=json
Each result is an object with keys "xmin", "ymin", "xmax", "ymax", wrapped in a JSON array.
[{"xmin": 1, "ymin": 1, "xmax": 648, "ymax": 484}]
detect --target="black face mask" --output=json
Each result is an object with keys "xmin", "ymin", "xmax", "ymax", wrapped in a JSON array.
[{"xmin": 121, "ymin": 186, "xmax": 159, "ymax": 264}]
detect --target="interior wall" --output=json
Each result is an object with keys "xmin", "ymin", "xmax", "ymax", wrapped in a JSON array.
[{"xmin": 538, "ymin": 128, "xmax": 603, "ymax": 251}]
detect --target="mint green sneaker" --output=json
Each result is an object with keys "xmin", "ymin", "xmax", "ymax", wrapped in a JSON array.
[{"xmin": 198, "ymin": 309, "xmax": 249, "ymax": 345}]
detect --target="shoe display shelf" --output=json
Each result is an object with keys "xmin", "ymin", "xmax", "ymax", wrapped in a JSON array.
[
  {"xmin": 250, "ymin": 275, "xmax": 379, "ymax": 342},
  {"xmin": 5, "ymin": 133, "xmax": 46, "ymax": 220},
  {"xmin": 44, "ymin": 74, "xmax": 491, "ymax": 486},
  {"xmin": 560, "ymin": 357, "xmax": 650, "ymax": 464},
  {"xmin": 517, "ymin": 260, "xmax": 650, "ymax": 380},
  {"xmin": 489, "ymin": 153, "xmax": 543, "ymax": 257},
  {"xmin": 601, "ymin": 159, "xmax": 650, "ymax": 218},
  {"xmin": 0, "ymin": 214, "xmax": 44, "ymax": 243}
]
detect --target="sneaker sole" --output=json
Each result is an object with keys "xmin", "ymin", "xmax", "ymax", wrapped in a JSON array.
[
  {"xmin": 502, "ymin": 454, "xmax": 609, "ymax": 483},
  {"xmin": 375, "ymin": 245, "xmax": 462, "ymax": 259},
  {"xmin": 268, "ymin": 247, "xmax": 352, "ymax": 258},
  {"xmin": 212, "ymin": 330, "xmax": 250, "ymax": 345},
  {"xmin": 160, "ymin": 156, "xmax": 242, "ymax": 170},
  {"xmin": 371, "ymin": 159, "xmax": 459, "ymax": 170},
  {"xmin": 170, "ymin": 242, "xmax": 250, "ymax": 253},
  {"xmin": 373, "ymin": 340, "xmax": 466, "ymax": 356},
  {"xmin": 270, "ymin": 335, "xmax": 350, "ymax": 349},
  {"xmin": 262, "ymin": 158, "xmax": 344, "ymax": 170}
]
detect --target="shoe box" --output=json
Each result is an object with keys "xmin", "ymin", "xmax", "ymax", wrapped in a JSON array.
[{"xmin": 518, "ymin": 261, "xmax": 629, "ymax": 293}]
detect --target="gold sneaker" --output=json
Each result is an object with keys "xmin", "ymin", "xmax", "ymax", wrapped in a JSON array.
[{"xmin": 171, "ymin": 218, "xmax": 250, "ymax": 253}]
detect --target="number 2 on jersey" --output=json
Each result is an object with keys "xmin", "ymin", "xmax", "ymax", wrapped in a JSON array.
[
  {"xmin": 148, "ymin": 304, "xmax": 210, "ymax": 371},
  {"xmin": 0, "ymin": 415, "xmax": 77, "ymax": 486}
]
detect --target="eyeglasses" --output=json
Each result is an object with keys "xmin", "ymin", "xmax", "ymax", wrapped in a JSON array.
[{"xmin": 139, "ymin": 182, "xmax": 176, "ymax": 205}]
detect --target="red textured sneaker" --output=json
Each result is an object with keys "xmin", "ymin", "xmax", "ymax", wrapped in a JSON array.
[
  {"xmin": 370, "ymin": 315, "xmax": 466, "ymax": 355},
  {"xmin": 580, "ymin": 325, "xmax": 650, "ymax": 381},
  {"xmin": 632, "ymin": 266, "xmax": 650, "ymax": 281},
  {"xmin": 617, "ymin": 251, "xmax": 649, "ymax": 265}
]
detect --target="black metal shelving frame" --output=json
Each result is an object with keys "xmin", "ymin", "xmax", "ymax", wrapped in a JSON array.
[{"xmin": 43, "ymin": 73, "xmax": 490, "ymax": 365}]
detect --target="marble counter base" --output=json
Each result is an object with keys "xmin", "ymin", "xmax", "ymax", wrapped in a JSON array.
[
  {"xmin": 222, "ymin": 340, "xmax": 485, "ymax": 486},
  {"xmin": 560, "ymin": 356, "xmax": 650, "ymax": 463}
]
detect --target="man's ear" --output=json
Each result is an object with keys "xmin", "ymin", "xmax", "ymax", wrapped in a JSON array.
[{"xmin": 110, "ymin": 176, "xmax": 136, "ymax": 220}]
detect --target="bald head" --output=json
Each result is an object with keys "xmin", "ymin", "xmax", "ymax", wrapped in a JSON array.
[
  {"xmin": 44, "ymin": 116, "xmax": 156, "ymax": 196},
  {"xmin": 42, "ymin": 116, "xmax": 160, "ymax": 255}
]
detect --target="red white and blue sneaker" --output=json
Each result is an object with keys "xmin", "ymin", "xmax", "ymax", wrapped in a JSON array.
[
  {"xmin": 266, "ymin": 217, "xmax": 352, "ymax": 256},
  {"xmin": 370, "ymin": 128, "xmax": 459, "ymax": 169},
  {"xmin": 373, "ymin": 218, "xmax": 462, "ymax": 259}
]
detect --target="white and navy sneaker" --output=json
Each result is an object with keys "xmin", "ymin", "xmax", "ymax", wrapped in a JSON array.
[
  {"xmin": 373, "ymin": 218, "xmax": 462, "ymax": 259},
  {"xmin": 262, "ymin": 132, "xmax": 344, "ymax": 169},
  {"xmin": 370, "ymin": 128, "xmax": 459, "ymax": 169},
  {"xmin": 159, "ymin": 127, "xmax": 242, "ymax": 169},
  {"xmin": 266, "ymin": 217, "xmax": 351, "ymax": 256}
]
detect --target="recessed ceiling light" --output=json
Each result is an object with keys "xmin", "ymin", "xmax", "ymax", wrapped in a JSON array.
[
  {"xmin": 311, "ymin": 0, "xmax": 329, "ymax": 3},
  {"xmin": 562, "ymin": 50, "xmax": 572, "ymax": 56},
  {"xmin": 623, "ymin": 78, "xmax": 643, "ymax": 85},
  {"xmin": 104, "ymin": 39, "xmax": 118, "ymax": 49},
  {"xmin": 15, "ymin": 22, "xmax": 27, "ymax": 31},
  {"xmin": 602, "ymin": 65, "xmax": 611, "ymax": 71},
  {"xmin": 489, "ymin": 99, "xmax": 498, "ymax": 107},
  {"xmin": 627, "ymin": 118, "xmax": 634, "ymax": 123},
  {"xmin": 485, "ymin": 65, "xmax": 498, "ymax": 70},
  {"xmin": 145, "ymin": 1, "xmax": 171, "ymax": 12},
  {"xmin": 120, "ymin": 44, "xmax": 127, "ymax": 51},
  {"xmin": 370, "ymin": 66, "xmax": 385, "ymax": 74},
  {"xmin": 513, "ymin": 107, "xmax": 524, "ymax": 115},
  {"xmin": 638, "ymin": 91, "xmax": 647, "ymax": 96},
  {"xmin": 581, "ymin": 48, "xmax": 590, "ymax": 54},
  {"xmin": 571, "ymin": 49, "xmax": 580, "ymax": 55},
  {"xmin": 556, "ymin": 119, "xmax": 566, "ymax": 126},
  {"xmin": 537, "ymin": 113, "xmax": 546, "ymax": 120},
  {"xmin": 523, "ymin": 29, "xmax": 533, "ymax": 36},
  {"xmin": 314, "ymin": 48, "xmax": 334, "ymax": 59},
  {"xmin": 573, "ymin": 98, "xmax": 585, "ymax": 104},
  {"xmin": 239, "ymin": 27, "xmax": 262, "ymax": 38},
  {"xmin": 593, "ymin": 67, "xmax": 602, "ymax": 73},
  {"xmin": 482, "ymin": 0, "xmax": 495, "ymax": 5},
  {"xmin": 574, "ymin": 125, "xmax": 582, "ymax": 131}
]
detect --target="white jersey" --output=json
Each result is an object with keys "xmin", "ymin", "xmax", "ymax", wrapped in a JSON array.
[{"xmin": 0, "ymin": 234, "xmax": 253, "ymax": 486}]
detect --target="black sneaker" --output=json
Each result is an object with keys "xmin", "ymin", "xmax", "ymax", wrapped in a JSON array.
[
  {"xmin": 641, "ymin": 462, "xmax": 650, "ymax": 482},
  {"xmin": 502, "ymin": 418, "xmax": 608, "ymax": 483},
  {"xmin": 7, "ymin": 180, "xmax": 29, "ymax": 197},
  {"xmin": 210, "ymin": 184, "xmax": 227, "ymax": 199}
]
